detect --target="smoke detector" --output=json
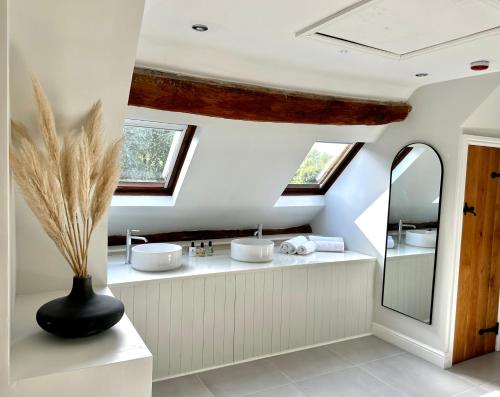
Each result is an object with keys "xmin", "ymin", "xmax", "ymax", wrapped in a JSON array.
[{"xmin": 470, "ymin": 60, "xmax": 489, "ymax": 71}]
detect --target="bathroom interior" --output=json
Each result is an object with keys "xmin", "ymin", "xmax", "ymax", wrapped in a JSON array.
[{"xmin": 3, "ymin": 1, "xmax": 500, "ymax": 396}]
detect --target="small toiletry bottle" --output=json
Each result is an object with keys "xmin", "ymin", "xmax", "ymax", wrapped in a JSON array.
[
  {"xmin": 199, "ymin": 242, "xmax": 206, "ymax": 257},
  {"xmin": 189, "ymin": 242, "xmax": 196, "ymax": 257},
  {"xmin": 207, "ymin": 241, "xmax": 214, "ymax": 256}
]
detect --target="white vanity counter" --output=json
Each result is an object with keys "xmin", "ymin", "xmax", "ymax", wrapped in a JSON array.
[
  {"xmin": 108, "ymin": 248, "xmax": 375, "ymax": 286},
  {"xmin": 386, "ymin": 243, "xmax": 435, "ymax": 258},
  {"xmin": 108, "ymin": 247, "xmax": 376, "ymax": 380}
]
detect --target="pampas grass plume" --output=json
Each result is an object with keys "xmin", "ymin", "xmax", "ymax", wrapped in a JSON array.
[{"xmin": 10, "ymin": 79, "xmax": 121, "ymax": 277}]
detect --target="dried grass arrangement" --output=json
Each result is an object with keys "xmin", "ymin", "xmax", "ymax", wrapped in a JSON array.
[{"xmin": 10, "ymin": 80, "xmax": 122, "ymax": 278}]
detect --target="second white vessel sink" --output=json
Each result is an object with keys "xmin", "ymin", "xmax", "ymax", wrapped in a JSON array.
[
  {"xmin": 406, "ymin": 229, "xmax": 437, "ymax": 248},
  {"xmin": 231, "ymin": 238, "xmax": 274, "ymax": 263},
  {"xmin": 131, "ymin": 243, "xmax": 183, "ymax": 272}
]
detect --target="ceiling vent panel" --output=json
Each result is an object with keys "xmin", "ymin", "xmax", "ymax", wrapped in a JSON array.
[{"xmin": 298, "ymin": 0, "xmax": 500, "ymax": 59}]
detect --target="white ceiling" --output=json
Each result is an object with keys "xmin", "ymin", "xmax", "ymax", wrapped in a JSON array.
[
  {"xmin": 308, "ymin": 0, "xmax": 500, "ymax": 56},
  {"xmin": 137, "ymin": 0, "xmax": 500, "ymax": 100}
]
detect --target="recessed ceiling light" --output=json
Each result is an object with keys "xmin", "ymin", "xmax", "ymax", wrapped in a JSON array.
[
  {"xmin": 192, "ymin": 24, "xmax": 208, "ymax": 32},
  {"xmin": 415, "ymin": 73, "xmax": 428, "ymax": 77}
]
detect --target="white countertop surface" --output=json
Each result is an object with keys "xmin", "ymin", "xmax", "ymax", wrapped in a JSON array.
[
  {"xmin": 108, "ymin": 248, "xmax": 375, "ymax": 286},
  {"xmin": 11, "ymin": 287, "xmax": 151, "ymax": 381},
  {"xmin": 386, "ymin": 243, "xmax": 435, "ymax": 258}
]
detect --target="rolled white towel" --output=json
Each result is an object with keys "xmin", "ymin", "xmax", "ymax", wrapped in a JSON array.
[
  {"xmin": 309, "ymin": 236, "xmax": 344, "ymax": 252},
  {"xmin": 309, "ymin": 235, "xmax": 344, "ymax": 243},
  {"xmin": 314, "ymin": 240, "xmax": 344, "ymax": 252},
  {"xmin": 279, "ymin": 235, "xmax": 308, "ymax": 254},
  {"xmin": 387, "ymin": 236, "xmax": 395, "ymax": 249},
  {"xmin": 297, "ymin": 241, "xmax": 317, "ymax": 255}
]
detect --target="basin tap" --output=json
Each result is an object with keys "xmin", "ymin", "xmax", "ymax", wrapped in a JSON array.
[
  {"xmin": 398, "ymin": 220, "xmax": 416, "ymax": 246},
  {"xmin": 126, "ymin": 228, "xmax": 148, "ymax": 264},
  {"xmin": 254, "ymin": 224, "xmax": 263, "ymax": 239}
]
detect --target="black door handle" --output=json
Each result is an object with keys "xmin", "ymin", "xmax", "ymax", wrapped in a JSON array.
[
  {"xmin": 463, "ymin": 202, "xmax": 477, "ymax": 216},
  {"xmin": 479, "ymin": 322, "xmax": 499, "ymax": 335},
  {"xmin": 491, "ymin": 172, "xmax": 500, "ymax": 179}
]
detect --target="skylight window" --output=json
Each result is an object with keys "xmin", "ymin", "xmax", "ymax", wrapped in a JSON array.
[
  {"xmin": 284, "ymin": 142, "xmax": 364, "ymax": 195},
  {"xmin": 115, "ymin": 119, "xmax": 196, "ymax": 195}
]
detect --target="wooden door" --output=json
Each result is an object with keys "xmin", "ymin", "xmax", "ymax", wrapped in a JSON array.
[{"xmin": 453, "ymin": 145, "xmax": 500, "ymax": 364}]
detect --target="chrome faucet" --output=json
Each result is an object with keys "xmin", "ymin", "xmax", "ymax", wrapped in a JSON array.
[
  {"xmin": 398, "ymin": 220, "xmax": 416, "ymax": 245},
  {"xmin": 126, "ymin": 229, "xmax": 148, "ymax": 264},
  {"xmin": 254, "ymin": 224, "xmax": 263, "ymax": 239}
]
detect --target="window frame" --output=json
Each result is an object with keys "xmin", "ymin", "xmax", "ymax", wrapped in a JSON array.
[
  {"xmin": 282, "ymin": 142, "xmax": 364, "ymax": 196},
  {"xmin": 115, "ymin": 123, "xmax": 196, "ymax": 196}
]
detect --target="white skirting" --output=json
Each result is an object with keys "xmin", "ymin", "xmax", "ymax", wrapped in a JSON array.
[{"xmin": 372, "ymin": 322, "xmax": 447, "ymax": 368}]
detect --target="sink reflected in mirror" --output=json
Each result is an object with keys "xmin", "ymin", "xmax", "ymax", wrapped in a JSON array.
[
  {"xmin": 230, "ymin": 238, "xmax": 274, "ymax": 263},
  {"xmin": 406, "ymin": 229, "xmax": 437, "ymax": 248}
]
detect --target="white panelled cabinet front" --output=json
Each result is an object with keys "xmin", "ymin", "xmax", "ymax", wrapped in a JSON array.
[{"xmin": 111, "ymin": 260, "xmax": 375, "ymax": 380}]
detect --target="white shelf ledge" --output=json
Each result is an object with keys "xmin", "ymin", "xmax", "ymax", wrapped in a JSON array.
[{"xmin": 10, "ymin": 287, "xmax": 151, "ymax": 382}]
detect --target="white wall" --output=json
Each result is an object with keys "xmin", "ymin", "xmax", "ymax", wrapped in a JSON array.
[
  {"xmin": 10, "ymin": 0, "xmax": 145, "ymax": 294},
  {"xmin": 312, "ymin": 72, "xmax": 500, "ymax": 361},
  {"xmin": 109, "ymin": 106, "xmax": 385, "ymax": 235},
  {"xmin": 463, "ymin": 83, "xmax": 500, "ymax": 133},
  {"xmin": 0, "ymin": 0, "xmax": 10, "ymax": 393}
]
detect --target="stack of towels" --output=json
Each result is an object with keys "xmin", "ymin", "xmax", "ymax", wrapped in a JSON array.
[{"xmin": 279, "ymin": 235, "xmax": 345, "ymax": 256}]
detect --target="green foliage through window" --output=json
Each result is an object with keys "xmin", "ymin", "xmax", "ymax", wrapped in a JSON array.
[
  {"xmin": 290, "ymin": 142, "xmax": 350, "ymax": 184},
  {"xmin": 120, "ymin": 125, "xmax": 177, "ymax": 183}
]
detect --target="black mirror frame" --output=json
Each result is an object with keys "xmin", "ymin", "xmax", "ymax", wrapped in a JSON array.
[{"xmin": 381, "ymin": 142, "xmax": 444, "ymax": 324}]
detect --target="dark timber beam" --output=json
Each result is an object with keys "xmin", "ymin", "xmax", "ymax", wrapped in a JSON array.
[
  {"xmin": 129, "ymin": 68, "xmax": 411, "ymax": 125},
  {"xmin": 108, "ymin": 224, "xmax": 313, "ymax": 246}
]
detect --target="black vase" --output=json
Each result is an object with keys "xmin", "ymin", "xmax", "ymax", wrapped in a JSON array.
[{"xmin": 36, "ymin": 276, "xmax": 125, "ymax": 338}]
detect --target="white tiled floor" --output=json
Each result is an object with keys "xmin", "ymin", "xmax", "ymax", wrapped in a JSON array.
[{"xmin": 152, "ymin": 336, "xmax": 500, "ymax": 397}]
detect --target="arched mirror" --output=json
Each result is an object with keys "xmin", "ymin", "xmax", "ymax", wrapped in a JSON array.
[{"xmin": 382, "ymin": 143, "xmax": 443, "ymax": 324}]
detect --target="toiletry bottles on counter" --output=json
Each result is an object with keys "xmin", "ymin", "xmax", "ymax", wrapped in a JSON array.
[
  {"xmin": 198, "ymin": 242, "xmax": 206, "ymax": 257},
  {"xmin": 189, "ymin": 242, "xmax": 196, "ymax": 257},
  {"xmin": 207, "ymin": 241, "xmax": 214, "ymax": 256}
]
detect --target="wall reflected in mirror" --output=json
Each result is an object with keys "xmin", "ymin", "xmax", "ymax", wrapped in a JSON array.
[{"xmin": 382, "ymin": 143, "xmax": 443, "ymax": 324}]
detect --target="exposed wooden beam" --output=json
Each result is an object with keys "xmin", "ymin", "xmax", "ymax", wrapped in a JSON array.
[
  {"xmin": 129, "ymin": 68, "xmax": 411, "ymax": 126},
  {"xmin": 108, "ymin": 224, "xmax": 312, "ymax": 246}
]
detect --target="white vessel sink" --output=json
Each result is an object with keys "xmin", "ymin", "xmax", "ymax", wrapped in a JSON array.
[
  {"xmin": 406, "ymin": 229, "xmax": 437, "ymax": 248},
  {"xmin": 231, "ymin": 238, "xmax": 274, "ymax": 263},
  {"xmin": 131, "ymin": 243, "xmax": 182, "ymax": 272}
]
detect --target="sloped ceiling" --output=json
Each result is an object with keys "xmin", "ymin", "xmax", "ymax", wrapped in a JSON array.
[
  {"xmin": 109, "ymin": 0, "xmax": 500, "ymax": 235},
  {"xmin": 112, "ymin": 0, "xmax": 500, "ymax": 235},
  {"xmin": 108, "ymin": 107, "xmax": 386, "ymax": 235}
]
